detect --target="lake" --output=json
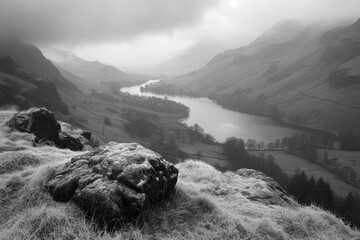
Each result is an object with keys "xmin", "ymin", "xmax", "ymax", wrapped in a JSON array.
[{"xmin": 121, "ymin": 80, "xmax": 300, "ymax": 143}]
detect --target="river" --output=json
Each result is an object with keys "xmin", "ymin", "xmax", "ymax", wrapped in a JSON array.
[{"xmin": 121, "ymin": 80, "xmax": 300, "ymax": 143}]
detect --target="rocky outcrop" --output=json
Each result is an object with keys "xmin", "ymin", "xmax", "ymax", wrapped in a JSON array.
[
  {"xmin": 8, "ymin": 108, "xmax": 90, "ymax": 151},
  {"xmin": 45, "ymin": 142, "xmax": 178, "ymax": 226},
  {"xmin": 235, "ymin": 168, "xmax": 296, "ymax": 207}
]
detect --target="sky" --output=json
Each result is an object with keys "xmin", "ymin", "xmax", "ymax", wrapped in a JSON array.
[{"xmin": 1, "ymin": 0, "xmax": 360, "ymax": 71}]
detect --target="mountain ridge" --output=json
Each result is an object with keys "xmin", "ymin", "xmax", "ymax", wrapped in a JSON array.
[
  {"xmin": 0, "ymin": 40, "xmax": 77, "ymax": 90},
  {"xmin": 164, "ymin": 19, "xmax": 360, "ymax": 130},
  {"xmin": 50, "ymin": 49, "xmax": 145, "ymax": 93}
]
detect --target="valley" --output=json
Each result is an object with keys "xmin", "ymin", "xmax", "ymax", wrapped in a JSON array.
[
  {"xmin": 1, "ymin": 5, "xmax": 360, "ymax": 237},
  {"xmin": 152, "ymin": 19, "xmax": 360, "ymax": 133}
]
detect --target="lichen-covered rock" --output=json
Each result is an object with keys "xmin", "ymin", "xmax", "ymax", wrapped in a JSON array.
[
  {"xmin": 45, "ymin": 142, "xmax": 178, "ymax": 226},
  {"xmin": 235, "ymin": 168, "xmax": 296, "ymax": 207},
  {"xmin": 8, "ymin": 108, "xmax": 90, "ymax": 151}
]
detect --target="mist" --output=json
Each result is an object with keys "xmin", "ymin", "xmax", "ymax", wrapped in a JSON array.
[{"xmin": 1, "ymin": 0, "xmax": 359, "ymax": 69}]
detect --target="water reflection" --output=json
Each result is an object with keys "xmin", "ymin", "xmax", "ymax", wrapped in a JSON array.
[{"xmin": 121, "ymin": 80, "xmax": 300, "ymax": 143}]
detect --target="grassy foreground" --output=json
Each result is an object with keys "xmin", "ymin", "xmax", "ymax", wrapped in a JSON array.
[{"xmin": 0, "ymin": 109, "xmax": 359, "ymax": 240}]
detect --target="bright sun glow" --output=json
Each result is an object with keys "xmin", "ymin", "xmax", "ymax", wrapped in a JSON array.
[{"xmin": 228, "ymin": 0, "xmax": 239, "ymax": 8}]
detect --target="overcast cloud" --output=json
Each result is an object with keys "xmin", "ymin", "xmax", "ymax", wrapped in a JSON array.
[
  {"xmin": 1, "ymin": 0, "xmax": 360, "ymax": 70},
  {"xmin": 0, "ymin": 0, "xmax": 218, "ymax": 44}
]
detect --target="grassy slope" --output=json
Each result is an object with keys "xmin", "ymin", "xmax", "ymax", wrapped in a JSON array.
[
  {"xmin": 250, "ymin": 151, "xmax": 360, "ymax": 197},
  {"xmin": 168, "ymin": 21, "xmax": 360, "ymax": 130},
  {"xmin": 1, "ymin": 110, "xmax": 360, "ymax": 239}
]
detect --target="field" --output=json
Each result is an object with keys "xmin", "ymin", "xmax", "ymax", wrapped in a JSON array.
[
  {"xmin": 318, "ymin": 149, "xmax": 360, "ymax": 185},
  {"xmin": 250, "ymin": 151, "xmax": 360, "ymax": 197}
]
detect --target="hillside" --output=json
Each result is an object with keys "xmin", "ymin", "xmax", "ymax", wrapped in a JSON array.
[
  {"xmin": 1, "ymin": 108, "xmax": 359, "ymax": 239},
  {"xmin": 0, "ymin": 56, "xmax": 68, "ymax": 114},
  {"xmin": 165, "ymin": 19, "xmax": 360, "ymax": 131},
  {"xmin": 147, "ymin": 40, "xmax": 229, "ymax": 76},
  {"xmin": 0, "ymin": 41, "xmax": 76, "ymax": 90},
  {"xmin": 51, "ymin": 50, "xmax": 144, "ymax": 93}
]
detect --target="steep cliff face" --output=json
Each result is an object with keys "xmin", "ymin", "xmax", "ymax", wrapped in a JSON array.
[{"xmin": 0, "ymin": 108, "xmax": 359, "ymax": 239}]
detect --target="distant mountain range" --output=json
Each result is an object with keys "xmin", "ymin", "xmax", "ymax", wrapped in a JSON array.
[
  {"xmin": 165, "ymin": 19, "xmax": 360, "ymax": 130},
  {"xmin": 51, "ymin": 50, "xmax": 141, "ymax": 93},
  {"xmin": 146, "ymin": 40, "xmax": 231, "ymax": 76}
]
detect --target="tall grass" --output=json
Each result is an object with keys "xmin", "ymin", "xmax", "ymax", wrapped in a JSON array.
[{"xmin": 0, "ymin": 110, "xmax": 359, "ymax": 239}]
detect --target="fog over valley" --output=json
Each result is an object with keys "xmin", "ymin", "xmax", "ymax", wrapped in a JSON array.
[{"xmin": 1, "ymin": 1, "xmax": 360, "ymax": 239}]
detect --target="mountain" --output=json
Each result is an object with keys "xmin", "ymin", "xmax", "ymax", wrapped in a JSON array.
[
  {"xmin": 147, "ymin": 40, "xmax": 230, "ymax": 76},
  {"xmin": 0, "ymin": 55, "xmax": 68, "ymax": 114},
  {"xmin": 166, "ymin": 19, "xmax": 360, "ymax": 130},
  {"xmin": 0, "ymin": 40, "xmax": 76, "ymax": 90},
  {"xmin": 1, "ymin": 108, "xmax": 359, "ymax": 239},
  {"xmin": 51, "ymin": 50, "xmax": 143, "ymax": 93}
]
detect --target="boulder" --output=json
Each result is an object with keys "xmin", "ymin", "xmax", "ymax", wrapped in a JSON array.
[
  {"xmin": 45, "ymin": 142, "xmax": 178, "ymax": 226},
  {"xmin": 8, "ymin": 108, "xmax": 89, "ymax": 151},
  {"xmin": 8, "ymin": 107, "xmax": 60, "ymax": 143}
]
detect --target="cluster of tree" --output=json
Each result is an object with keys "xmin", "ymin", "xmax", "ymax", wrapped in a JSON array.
[
  {"xmin": 124, "ymin": 118, "xmax": 156, "ymax": 137},
  {"xmin": 141, "ymin": 82, "xmax": 201, "ymax": 98},
  {"xmin": 208, "ymin": 90, "xmax": 267, "ymax": 116},
  {"xmin": 222, "ymin": 137, "xmax": 360, "ymax": 228},
  {"xmin": 269, "ymin": 133, "xmax": 358, "ymax": 189},
  {"xmin": 121, "ymin": 107, "xmax": 159, "ymax": 121},
  {"xmin": 120, "ymin": 93, "xmax": 189, "ymax": 117},
  {"xmin": 187, "ymin": 124, "xmax": 216, "ymax": 144},
  {"xmin": 287, "ymin": 171, "xmax": 333, "ymax": 209},
  {"xmin": 288, "ymin": 171, "xmax": 360, "ymax": 228},
  {"xmin": 91, "ymin": 90, "xmax": 120, "ymax": 103},
  {"xmin": 223, "ymin": 137, "xmax": 289, "ymax": 187},
  {"xmin": 149, "ymin": 137, "xmax": 188, "ymax": 163},
  {"xmin": 338, "ymin": 125, "xmax": 360, "ymax": 150},
  {"xmin": 207, "ymin": 89, "xmax": 286, "ymax": 123},
  {"xmin": 327, "ymin": 69, "xmax": 360, "ymax": 89},
  {"xmin": 101, "ymin": 79, "xmax": 143, "ymax": 95},
  {"xmin": 122, "ymin": 108, "xmax": 158, "ymax": 137},
  {"xmin": 321, "ymin": 151, "xmax": 358, "ymax": 187},
  {"xmin": 268, "ymin": 106, "xmax": 284, "ymax": 123}
]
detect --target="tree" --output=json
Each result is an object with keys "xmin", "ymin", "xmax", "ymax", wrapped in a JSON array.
[
  {"xmin": 274, "ymin": 139, "xmax": 280, "ymax": 150},
  {"xmin": 315, "ymin": 178, "xmax": 333, "ymax": 209},
  {"xmin": 322, "ymin": 151, "xmax": 329, "ymax": 165},
  {"xmin": 338, "ymin": 126, "xmax": 359, "ymax": 150},
  {"xmin": 260, "ymin": 141, "xmax": 265, "ymax": 150},
  {"xmin": 269, "ymin": 106, "xmax": 284, "ymax": 123},
  {"xmin": 341, "ymin": 166, "xmax": 357, "ymax": 183},
  {"xmin": 104, "ymin": 116, "xmax": 111, "ymax": 126},
  {"xmin": 223, "ymin": 137, "xmax": 249, "ymax": 169},
  {"xmin": 246, "ymin": 139, "xmax": 257, "ymax": 150},
  {"xmin": 266, "ymin": 142, "xmax": 275, "ymax": 150}
]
